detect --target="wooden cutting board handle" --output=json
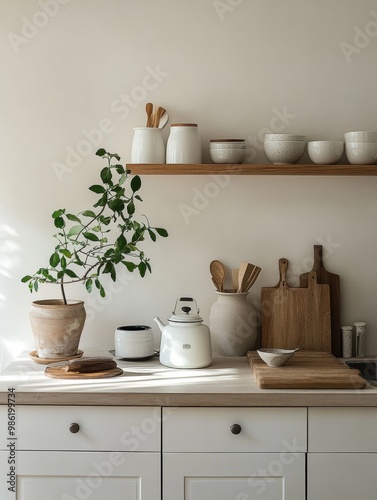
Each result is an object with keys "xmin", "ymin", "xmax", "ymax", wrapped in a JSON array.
[
  {"xmin": 278, "ymin": 258, "xmax": 288, "ymax": 288},
  {"xmin": 312, "ymin": 244, "xmax": 324, "ymax": 272}
]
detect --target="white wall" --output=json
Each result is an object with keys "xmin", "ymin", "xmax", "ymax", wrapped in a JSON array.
[{"xmin": 1, "ymin": 0, "xmax": 377, "ymax": 369}]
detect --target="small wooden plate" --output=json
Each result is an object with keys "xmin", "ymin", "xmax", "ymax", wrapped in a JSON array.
[
  {"xmin": 29, "ymin": 350, "xmax": 84, "ymax": 365},
  {"xmin": 44, "ymin": 366, "xmax": 123, "ymax": 379}
]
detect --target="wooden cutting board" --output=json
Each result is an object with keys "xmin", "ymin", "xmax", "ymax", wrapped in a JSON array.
[
  {"xmin": 300, "ymin": 245, "xmax": 341, "ymax": 357},
  {"xmin": 247, "ymin": 351, "xmax": 366, "ymax": 389},
  {"xmin": 261, "ymin": 258, "xmax": 331, "ymax": 352}
]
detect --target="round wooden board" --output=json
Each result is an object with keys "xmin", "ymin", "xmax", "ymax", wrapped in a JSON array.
[{"xmin": 44, "ymin": 367, "xmax": 123, "ymax": 379}]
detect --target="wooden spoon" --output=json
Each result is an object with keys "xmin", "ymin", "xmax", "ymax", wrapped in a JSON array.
[
  {"xmin": 145, "ymin": 102, "xmax": 153, "ymax": 127},
  {"xmin": 244, "ymin": 266, "xmax": 261, "ymax": 292},
  {"xmin": 153, "ymin": 106, "xmax": 166, "ymax": 127},
  {"xmin": 237, "ymin": 262, "xmax": 257, "ymax": 293},
  {"xmin": 210, "ymin": 260, "xmax": 226, "ymax": 292}
]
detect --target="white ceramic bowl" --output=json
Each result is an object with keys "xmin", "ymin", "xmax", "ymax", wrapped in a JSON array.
[
  {"xmin": 264, "ymin": 134, "xmax": 306, "ymax": 142},
  {"xmin": 210, "ymin": 148, "xmax": 245, "ymax": 164},
  {"xmin": 257, "ymin": 348, "xmax": 297, "ymax": 368},
  {"xmin": 345, "ymin": 131, "xmax": 377, "ymax": 143},
  {"xmin": 308, "ymin": 141, "xmax": 344, "ymax": 165},
  {"xmin": 345, "ymin": 142, "xmax": 377, "ymax": 165},
  {"xmin": 210, "ymin": 140, "xmax": 246, "ymax": 149},
  {"xmin": 263, "ymin": 140, "xmax": 306, "ymax": 164}
]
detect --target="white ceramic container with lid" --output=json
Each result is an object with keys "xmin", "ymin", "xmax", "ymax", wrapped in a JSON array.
[
  {"xmin": 114, "ymin": 325, "xmax": 154, "ymax": 359},
  {"xmin": 166, "ymin": 123, "xmax": 202, "ymax": 164}
]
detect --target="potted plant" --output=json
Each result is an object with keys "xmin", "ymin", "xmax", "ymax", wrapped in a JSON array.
[{"xmin": 22, "ymin": 148, "xmax": 168, "ymax": 359}]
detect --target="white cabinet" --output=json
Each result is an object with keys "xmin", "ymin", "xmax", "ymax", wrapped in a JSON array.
[
  {"xmin": 163, "ymin": 407, "xmax": 307, "ymax": 500},
  {"xmin": 308, "ymin": 407, "xmax": 377, "ymax": 500},
  {"xmin": 0, "ymin": 406, "xmax": 161, "ymax": 500}
]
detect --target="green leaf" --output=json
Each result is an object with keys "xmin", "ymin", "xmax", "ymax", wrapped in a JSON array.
[
  {"xmin": 83, "ymin": 232, "xmax": 100, "ymax": 242},
  {"xmin": 66, "ymin": 214, "xmax": 81, "ymax": 223},
  {"xmin": 115, "ymin": 164, "xmax": 125, "ymax": 174},
  {"xmin": 94, "ymin": 193, "xmax": 108, "ymax": 207},
  {"xmin": 89, "ymin": 184, "xmax": 106, "ymax": 194},
  {"xmin": 155, "ymin": 227, "xmax": 169, "ymax": 237},
  {"xmin": 127, "ymin": 200, "xmax": 135, "ymax": 215},
  {"xmin": 130, "ymin": 175, "xmax": 141, "ymax": 192},
  {"xmin": 139, "ymin": 261, "xmax": 147, "ymax": 277},
  {"xmin": 54, "ymin": 216, "xmax": 65, "ymax": 229},
  {"xmin": 60, "ymin": 256, "xmax": 67, "ymax": 269},
  {"xmin": 108, "ymin": 199, "xmax": 125, "ymax": 212},
  {"xmin": 49, "ymin": 252, "xmax": 60, "ymax": 267},
  {"xmin": 57, "ymin": 271, "xmax": 64, "ymax": 279},
  {"xmin": 110, "ymin": 153, "xmax": 121, "ymax": 161},
  {"xmin": 85, "ymin": 278, "xmax": 93, "ymax": 292},
  {"xmin": 52, "ymin": 209, "xmax": 64, "ymax": 219},
  {"xmin": 148, "ymin": 229, "xmax": 156, "ymax": 242},
  {"xmin": 122, "ymin": 261, "xmax": 136, "ymax": 272},
  {"xmin": 100, "ymin": 285, "xmax": 106, "ymax": 298},
  {"xmin": 119, "ymin": 173, "xmax": 127, "ymax": 186},
  {"xmin": 100, "ymin": 167, "xmax": 112, "ymax": 184},
  {"xmin": 33, "ymin": 281, "xmax": 39, "ymax": 292},
  {"xmin": 21, "ymin": 275, "xmax": 32, "ymax": 283},
  {"xmin": 64, "ymin": 269, "xmax": 79, "ymax": 279},
  {"xmin": 96, "ymin": 148, "xmax": 107, "ymax": 157},
  {"xmin": 135, "ymin": 195, "xmax": 142, "ymax": 202},
  {"xmin": 82, "ymin": 210, "xmax": 96, "ymax": 218},
  {"xmin": 59, "ymin": 248, "xmax": 72, "ymax": 258},
  {"xmin": 67, "ymin": 225, "xmax": 84, "ymax": 237}
]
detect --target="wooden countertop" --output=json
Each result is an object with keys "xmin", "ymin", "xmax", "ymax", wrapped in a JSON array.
[{"xmin": 0, "ymin": 351, "xmax": 376, "ymax": 407}]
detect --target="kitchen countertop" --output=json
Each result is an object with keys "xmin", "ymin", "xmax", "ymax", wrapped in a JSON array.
[{"xmin": 0, "ymin": 351, "xmax": 376, "ymax": 407}]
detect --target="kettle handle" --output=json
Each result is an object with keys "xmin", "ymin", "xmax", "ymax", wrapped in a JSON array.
[{"xmin": 180, "ymin": 297, "xmax": 194, "ymax": 302}]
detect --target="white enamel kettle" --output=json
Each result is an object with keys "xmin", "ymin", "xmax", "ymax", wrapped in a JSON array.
[{"xmin": 154, "ymin": 297, "xmax": 212, "ymax": 369}]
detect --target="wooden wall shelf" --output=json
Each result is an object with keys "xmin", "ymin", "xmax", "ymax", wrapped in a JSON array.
[{"xmin": 127, "ymin": 164, "xmax": 377, "ymax": 176}]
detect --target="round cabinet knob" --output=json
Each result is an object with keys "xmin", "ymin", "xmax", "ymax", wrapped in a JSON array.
[
  {"xmin": 230, "ymin": 423, "xmax": 242, "ymax": 435},
  {"xmin": 69, "ymin": 423, "xmax": 80, "ymax": 434}
]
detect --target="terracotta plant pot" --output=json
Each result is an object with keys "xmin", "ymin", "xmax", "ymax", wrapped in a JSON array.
[{"xmin": 29, "ymin": 300, "xmax": 86, "ymax": 359}]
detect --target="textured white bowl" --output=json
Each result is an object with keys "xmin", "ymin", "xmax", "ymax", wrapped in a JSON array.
[
  {"xmin": 345, "ymin": 131, "xmax": 377, "ymax": 143},
  {"xmin": 345, "ymin": 142, "xmax": 377, "ymax": 165},
  {"xmin": 210, "ymin": 142, "xmax": 246, "ymax": 150},
  {"xmin": 264, "ymin": 134, "xmax": 306, "ymax": 142},
  {"xmin": 210, "ymin": 148, "xmax": 245, "ymax": 164},
  {"xmin": 264, "ymin": 140, "xmax": 306, "ymax": 164},
  {"xmin": 257, "ymin": 348, "xmax": 297, "ymax": 368},
  {"xmin": 308, "ymin": 141, "xmax": 344, "ymax": 165}
]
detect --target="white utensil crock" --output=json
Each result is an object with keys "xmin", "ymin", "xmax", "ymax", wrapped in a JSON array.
[
  {"xmin": 131, "ymin": 127, "xmax": 165, "ymax": 164},
  {"xmin": 209, "ymin": 292, "xmax": 257, "ymax": 356}
]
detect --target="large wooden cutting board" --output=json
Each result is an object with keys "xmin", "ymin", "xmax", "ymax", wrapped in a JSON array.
[
  {"xmin": 261, "ymin": 258, "xmax": 331, "ymax": 352},
  {"xmin": 247, "ymin": 351, "xmax": 366, "ymax": 389},
  {"xmin": 300, "ymin": 245, "xmax": 341, "ymax": 357}
]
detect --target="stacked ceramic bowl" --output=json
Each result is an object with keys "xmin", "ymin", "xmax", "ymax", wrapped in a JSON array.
[
  {"xmin": 209, "ymin": 139, "xmax": 246, "ymax": 164},
  {"xmin": 264, "ymin": 134, "xmax": 306, "ymax": 165},
  {"xmin": 344, "ymin": 131, "xmax": 377, "ymax": 165}
]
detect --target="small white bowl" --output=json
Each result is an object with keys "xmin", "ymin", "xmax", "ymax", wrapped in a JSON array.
[
  {"xmin": 210, "ymin": 142, "xmax": 246, "ymax": 150},
  {"xmin": 345, "ymin": 142, "xmax": 377, "ymax": 165},
  {"xmin": 257, "ymin": 348, "xmax": 297, "ymax": 368},
  {"xmin": 210, "ymin": 148, "xmax": 245, "ymax": 164},
  {"xmin": 308, "ymin": 141, "xmax": 344, "ymax": 165},
  {"xmin": 345, "ymin": 131, "xmax": 377, "ymax": 143},
  {"xmin": 264, "ymin": 134, "xmax": 306, "ymax": 142},
  {"xmin": 264, "ymin": 140, "xmax": 306, "ymax": 164}
]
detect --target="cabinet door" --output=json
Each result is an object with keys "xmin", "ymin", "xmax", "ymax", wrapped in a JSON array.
[
  {"xmin": 164, "ymin": 452, "xmax": 305, "ymax": 500},
  {"xmin": 308, "ymin": 453, "xmax": 377, "ymax": 500},
  {"xmin": 0, "ymin": 451, "xmax": 160, "ymax": 500}
]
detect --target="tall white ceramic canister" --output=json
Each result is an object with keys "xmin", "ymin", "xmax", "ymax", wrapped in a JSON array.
[
  {"xmin": 209, "ymin": 292, "xmax": 257, "ymax": 356},
  {"xmin": 131, "ymin": 127, "xmax": 165, "ymax": 164},
  {"xmin": 166, "ymin": 123, "xmax": 202, "ymax": 164},
  {"xmin": 341, "ymin": 325, "xmax": 353, "ymax": 358}
]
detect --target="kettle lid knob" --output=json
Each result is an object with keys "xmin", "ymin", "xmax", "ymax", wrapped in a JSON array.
[{"xmin": 182, "ymin": 306, "xmax": 191, "ymax": 314}]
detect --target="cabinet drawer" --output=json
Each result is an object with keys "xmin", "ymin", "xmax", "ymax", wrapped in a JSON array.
[
  {"xmin": 163, "ymin": 407, "xmax": 307, "ymax": 452},
  {"xmin": 308, "ymin": 407, "xmax": 377, "ymax": 452},
  {"xmin": 0, "ymin": 406, "xmax": 161, "ymax": 451}
]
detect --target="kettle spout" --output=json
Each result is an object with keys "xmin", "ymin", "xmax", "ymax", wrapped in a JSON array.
[{"xmin": 154, "ymin": 317, "xmax": 166, "ymax": 332}]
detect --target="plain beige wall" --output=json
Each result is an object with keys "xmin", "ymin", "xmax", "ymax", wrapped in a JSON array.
[{"xmin": 1, "ymin": 0, "xmax": 377, "ymax": 369}]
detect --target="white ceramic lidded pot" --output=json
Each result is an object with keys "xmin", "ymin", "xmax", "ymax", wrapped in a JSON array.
[
  {"xmin": 209, "ymin": 292, "xmax": 257, "ymax": 356},
  {"xmin": 131, "ymin": 127, "xmax": 165, "ymax": 164},
  {"xmin": 114, "ymin": 325, "xmax": 154, "ymax": 359},
  {"xmin": 166, "ymin": 123, "xmax": 202, "ymax": 164}
]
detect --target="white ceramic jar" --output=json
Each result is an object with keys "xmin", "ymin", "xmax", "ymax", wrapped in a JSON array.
[
  {"xmin": 114, "ymin": 325, "xmax": 154, "ymax": 359},
  {"xmin": 209, "ymin": 292, "xmax": 257, "ymax": 356},
  {"xmin": 131, "ymin": 127, "xmax": 165, "ymax": 164},
  {"xmin": 166, "ymin": 123, "xmax": 202, "ymax": 164}
]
